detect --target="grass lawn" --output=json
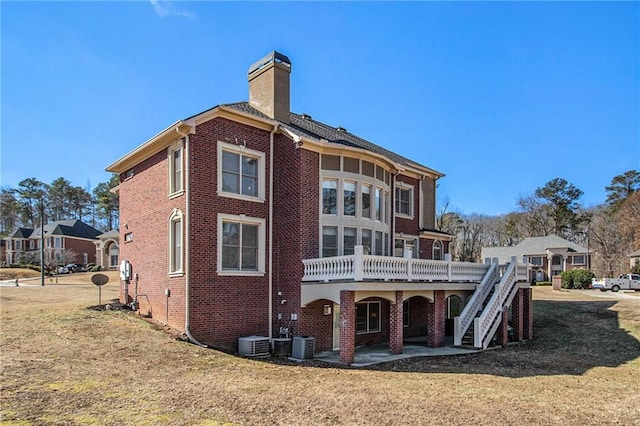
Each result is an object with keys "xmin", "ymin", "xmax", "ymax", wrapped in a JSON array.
[{"xmin": 1, "ymin": 276, "xmax": 639, "ymax": 425}]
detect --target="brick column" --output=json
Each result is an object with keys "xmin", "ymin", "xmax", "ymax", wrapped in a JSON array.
[
  {"xmin": 389, "ymin": 291, "xmax": 404, "ymax": 355},
  {"xmin": 523, "ymin": 287, "xmax": 533, "ymax": 340},
  {"xmin": 495, "ymin": 310, "xmax": 509, "ymax": 347},
  {"xmin": 427, "ymin": 290, "xmax": 446, "ymax": 348},
  {"xmin": 512, "ymin": 288, "xmax": 524, "ymax": 342},
  {"xmin": 339, "ymin": 290, "xmax": 355, "ymax": 365}
]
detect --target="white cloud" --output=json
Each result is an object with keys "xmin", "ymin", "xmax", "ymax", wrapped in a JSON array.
[{"xmin": 150, "ymin": 0, "xmax": 195, "ymax": 19}]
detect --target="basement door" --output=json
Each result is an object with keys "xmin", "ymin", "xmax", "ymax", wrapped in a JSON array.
[{"xmin": 333, "ymin": 303, "xmax": 340, "ymax": 351}]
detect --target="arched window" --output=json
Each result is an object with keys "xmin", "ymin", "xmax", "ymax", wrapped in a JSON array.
[
  {"xmin": 169, "ymin": 209, "xmax": 184, "ymax": 275},
  {"xmin": 108, "ymin": 242, "xmax": 119, "ymax": 268},
  {"xmin": 433, "ymin": 240, "xmax": 443, "ymax": 260}
]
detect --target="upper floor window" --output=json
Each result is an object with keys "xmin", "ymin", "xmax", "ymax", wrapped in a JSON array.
[
  {"xmin": 322, "ymin": 180, "xmax": 338, "ymax": 215},
  {"xmin": 343, "ymin": 181, "xmax": 356, "ymax": 216},
  {"xmin": 169, "ymin": 209, "xmax": 183, "ymax": 275},
  {"xmin": 433, "ymin": 240, "xmax": 443, "ymax": 260},
  {"xmin": 217, "ymin": 214, "xmax": 265, "ymax": 275},
  {"xmin": 395, "ymin": 183, "xmax": 414, "ymax": 218},
  {"xmin": 168, "ymin": 139, "xmax": 184, "ymax": 196},
  {"xmin": 54, "ymin": 237, "xmax": 62, "ymax": 249},
  {"xmin": 217, "ymin": 141, "xmax": 265, "ymax": 202},
  {"xmin": 529, "ymin": 256, "xmax": 543, "ymax": 266}
]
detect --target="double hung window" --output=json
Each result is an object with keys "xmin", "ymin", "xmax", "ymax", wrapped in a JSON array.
[
  {"xmin": 218, "ymin": 214, "xmax": 265, "ymax": 275},
  {"xmin": 218, "ymin": 142, "xmax": 265, "ymax": 201}
]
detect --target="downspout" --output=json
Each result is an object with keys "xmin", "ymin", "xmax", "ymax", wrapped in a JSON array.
[
  {"xmin": 392, "ymin": 172, "xmax": 396, "ymax": 255},
  {"xmin": 268, "ymin": 124, "xmax": 278, "ymax": 340},
  {"xmin": 178, "ymin": 125, "xmax": 207, "ymax": 348}
]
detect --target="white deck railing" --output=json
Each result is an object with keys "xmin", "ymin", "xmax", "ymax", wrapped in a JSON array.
[{"xmin": 302, "ymin": 246, "xmax": 490, "ymax": 283}]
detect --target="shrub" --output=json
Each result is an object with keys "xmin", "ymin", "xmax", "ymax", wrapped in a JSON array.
[
  {"xmin": 89, "ymin": 265, "xmax": 102, "ymax": 272},
  {"xmin": 561, "ymin": 269, "xmax": 594, "ymax": 289},
  {"xmin": 536, "ymin": 281, "xmax": 552, "ymax": 286}
]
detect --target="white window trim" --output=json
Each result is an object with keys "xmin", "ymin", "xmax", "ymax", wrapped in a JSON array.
[
  {"xmin": 168, "ymin": 209, "xmax": 184, "ymax": 276},
  {"xmin": 395, "ymin": 182, "xmax": 414, "ymax": 219},
  {"xmin": 394, "ymin": 234, "xmax": 419, "ymax": 258},
  {"xmin": 433, "ymin": 240, "xmax": 443, "ymax": 260},
  {"xmin": 168, "ymin": 139, "xmax": 184, "ymax": 198},
  {"xmin": 529, "ymin": 256, "xmax": 543, "ymax": 266},
  {"xmin": 217, "ymin": 213, "xmax": 266, "ymax": 276},
  {"xmin": 572, "ymin": 255, "xmax": 585, "ymax": 265},
  {"xmin": 217, "ymin": 141, "xmax": 266, "ymax": 203}
]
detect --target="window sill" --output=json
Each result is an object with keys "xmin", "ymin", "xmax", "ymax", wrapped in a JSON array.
[
  {"xmin": 168, "ymin": 271, "xmax": 184, "ymax": 277},
  {"xmin": 168, "ymin": 190, "xmax": 184, "ymax": 200},
  {"xmin": 217, "ymin": 271, "xmax": 265, "ymax": 277},
  {"xmin": 395, "ymin": 213, "xmax": 414, "ymax": 220},
  {"xmin": 217, "ymin": 192, "xmax": 265, "ymax": 203}
]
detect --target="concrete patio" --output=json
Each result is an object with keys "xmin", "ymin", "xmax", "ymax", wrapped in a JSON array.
[{"xmin": 310, "ymin": 338, "xmax": 480, "ymax": 367}]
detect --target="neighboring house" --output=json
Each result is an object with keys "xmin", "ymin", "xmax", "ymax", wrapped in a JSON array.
[
  {"xmin": 106, "ymin": 51, "xmax": 531, "ymax": 364},
  {"xmin": 4, "ymin": 219, "xmax": 102, "ymax": 266},
  {"xmin": 95, "ymin": 229, "xmax": 120, "ymax": 270},
  {"xmin": 0, "ymin": 239, "xmax": 6, "ymax": 264},
  {"xmin": 482, "ymin": 234, "xmax": 591, "ymax": 282},
  {"xmin": 629, "ymin": 249, "xmax": 640, "ymax": 271}
]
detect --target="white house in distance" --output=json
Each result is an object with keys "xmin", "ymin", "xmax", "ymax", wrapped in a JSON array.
[{"xmin": 482, "ymin": 235, "xmax": 591, "ymax": 282}]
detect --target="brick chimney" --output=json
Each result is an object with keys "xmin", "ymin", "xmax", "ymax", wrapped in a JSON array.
[{"xmin": 248, "ymin": 51, "xmax": 291, "ymax": 124}]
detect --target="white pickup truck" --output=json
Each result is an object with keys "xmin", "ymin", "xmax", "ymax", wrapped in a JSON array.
[{"xmin": 592, "ymin": 273, "xmax": 640, "ymax": 292}]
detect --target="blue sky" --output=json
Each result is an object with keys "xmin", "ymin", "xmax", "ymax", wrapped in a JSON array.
[{"xmin": 2, "ymin": 1, "xmax": 638, "ymax": 216}]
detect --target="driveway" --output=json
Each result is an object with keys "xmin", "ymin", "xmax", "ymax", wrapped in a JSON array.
[{"xmin": 567, "ymin": 289, "xmax": 640, "ymax": 301}]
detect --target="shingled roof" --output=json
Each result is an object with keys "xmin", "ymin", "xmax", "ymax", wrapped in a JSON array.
[
  {"xmin": 220, "ymin": 102, "xmax": 441, "ymax": 175},
  {"xmin": 27, "ymin": 220, "xmax": 102, "ymax": 240}
]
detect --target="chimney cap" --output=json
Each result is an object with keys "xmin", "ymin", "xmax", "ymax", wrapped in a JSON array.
[{"xmin": 248, "ymin": 51, "xmax": 291, "ymax": 76}]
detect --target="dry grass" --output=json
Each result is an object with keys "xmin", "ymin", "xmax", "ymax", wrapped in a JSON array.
[{"xmin": 1, "ymin": 280, "xmax": 639, "ymax": 425}]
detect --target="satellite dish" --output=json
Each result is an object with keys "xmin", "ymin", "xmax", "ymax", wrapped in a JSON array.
[{"xmin": 91, "ymin": 273, "xmax": 109, "ymax": 287}]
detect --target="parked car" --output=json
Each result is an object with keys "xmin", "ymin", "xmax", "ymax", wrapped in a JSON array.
[
  {"xmin": 57, "ymin": 266, "xmax": 70, "ymax": 274},
  {"xmin": 64, "ymin": 263, "xmax": 85, "ymax": 273}
]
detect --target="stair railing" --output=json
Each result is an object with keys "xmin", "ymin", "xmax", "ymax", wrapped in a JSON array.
[
  {"xmin": 453, "ymin": 258, "xmax": 499, "ymax": 346},
  {"xmin": 473, "ymin": 257, "xmax": 520, "ymax": 349}
]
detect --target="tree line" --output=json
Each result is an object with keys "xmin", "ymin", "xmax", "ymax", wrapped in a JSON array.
[
  {"xmin": 1, "ymin": 174, "xmax": 119, "ymax": 235},
  {"xmin": 437, "ymin": 170, "xmax": 640, "ymax": 278}
]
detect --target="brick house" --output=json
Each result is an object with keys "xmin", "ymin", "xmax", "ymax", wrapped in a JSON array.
[
  {"xmin": 482, "ymin": 234, "xmax": 591, "ymax": 282},
  {"xmin": 4, "ymin": 219, "xmax": 101, "ymax": 267},
  {"xmin": 107, "ymin": 51, "xmax": 531, "ymax": 364},
  {"xmin": 95, "ymin": 229, "xmax": 120, "ymax": 270}
]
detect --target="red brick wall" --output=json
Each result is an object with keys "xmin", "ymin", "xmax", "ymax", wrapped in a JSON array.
[
  {"xmin": 427, "ymin": 290, "xmax": 446, "ymax": 347},
  {"xmin": 339, "ymin": 290, "xmax": 355, "ymax": 364},
  {"xmin": 394, "ymin": 175, "xmax": 421, "ymax": 236},
  {"xmin": 389, "ymin": 291, "xmax": 403, "ymax": 354},
  {"xmin": 298, "ymin": 299, "xmax": 334, "ymax": 352},
  {"xmin": 188, "ymin": 118, "xmax": 271, "ymax": 351},
  {"xmin": 118, "ymin": 148, "xmax": 187, "ymax": 332},
  {"xmin": 64, "ymin": 238, "xmax": 98, "ymax": 264},
  {"xmin": 276, "ymin": 145, "xmax": 320, "ymax": 341},
  {"xmin": 404, "ymin": 296, "xmax": 429, "ymax": 337}
]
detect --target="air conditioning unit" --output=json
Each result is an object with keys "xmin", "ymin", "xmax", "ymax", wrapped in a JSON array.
[
  {"xmin": 271, "ymin": 338, "xmax": 292, "ymax": 357},
  {"xmin": 238, "ymin": 336, "xmax": 270, "ymax": 357},
  {"xmin": 292, "ymin": 336, "xmax": 315, "ymax": 360}
]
